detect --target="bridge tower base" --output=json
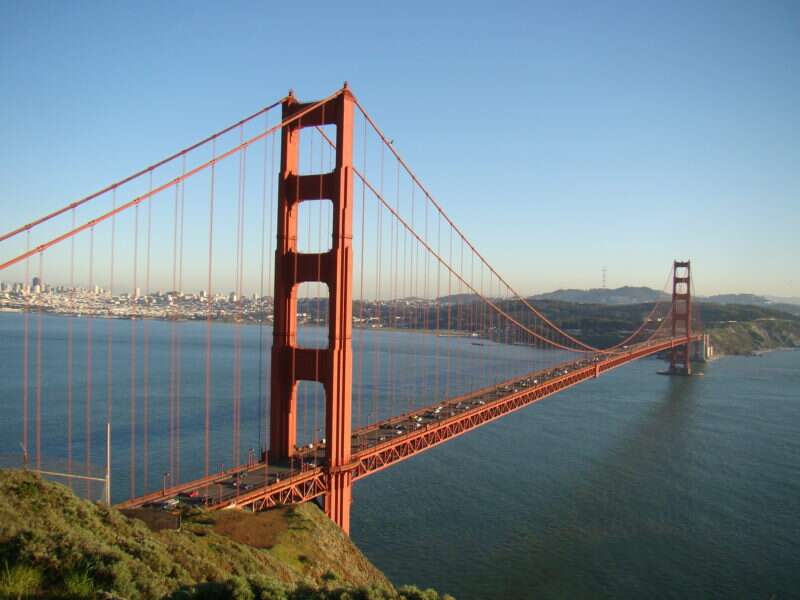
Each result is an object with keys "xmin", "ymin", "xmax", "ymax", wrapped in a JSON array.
[
  {"xmin": 270, "ymin": 87, "xmax": 354, "ymax": 532},
  {"xmin": 669, "ymin": 260, "xmax": 692, "ymax": 376}
]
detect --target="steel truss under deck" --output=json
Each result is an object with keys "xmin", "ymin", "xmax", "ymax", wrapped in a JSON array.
[{"xmin": 120, "ymin": 335, "xmax": 701, "ymax": 513}]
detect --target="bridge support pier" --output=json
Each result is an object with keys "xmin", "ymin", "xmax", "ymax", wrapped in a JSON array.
[
  {"xmin": 325, "ymin": 469, "xmax": 353, "ymax": 533},
  {"xmin": 693, "ymin": 333, "xmax": 711, "ymax": 362},
  {"xmin": 270, "ymin": 87, "xmax": 355, "ymax": 533}
]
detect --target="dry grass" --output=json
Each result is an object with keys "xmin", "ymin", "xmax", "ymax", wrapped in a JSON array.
[{"xmin": 211, "ymin": 507, "xmax": 291, "ymax": 549}]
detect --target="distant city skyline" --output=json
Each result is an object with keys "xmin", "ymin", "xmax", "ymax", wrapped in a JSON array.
[
  {"xmin": 1, "ymin": 1, "xmax": 798, "ymax": 297},
  {"xmin": 4, "ymin": 275, "xmax": 798, "ymax": 306}
]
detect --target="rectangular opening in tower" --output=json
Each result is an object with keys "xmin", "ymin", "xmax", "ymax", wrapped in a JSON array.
[
  {"xmin": 296, "ymin": 124, "xmax": 337, "ymax": 176},
  {"xmin": 296, "ymin": 281, "xmax": 329, "ymax": 349},
  {"xmin": 296, "ymin": 199, "xmax": 334, "ymax": 254},
  {"xmin": 294, "ymin": 380, "xmax": 326, "ymax": 461}
]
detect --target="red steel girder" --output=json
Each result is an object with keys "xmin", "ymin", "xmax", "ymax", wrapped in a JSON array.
[
  {"xmin": 350, "ymin": 336, "xmax": 700, "ymax": 480},
  {"xmin": 119, "ymin": 335, "xmax": 701, "ymax": 513},
  {"xmin": 221, "ymin": 469, "xmax": 328, "ymax": 512}
]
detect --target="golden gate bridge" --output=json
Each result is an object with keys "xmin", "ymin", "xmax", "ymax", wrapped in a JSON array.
[{"xmin": 0, "ymin": 84, "xmax": 704, "ymax": 533}]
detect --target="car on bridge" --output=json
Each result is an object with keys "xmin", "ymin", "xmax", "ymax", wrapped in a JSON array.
[{"xmin": 145, "ymin": 498, "xmax": 180, "ymax": 511}]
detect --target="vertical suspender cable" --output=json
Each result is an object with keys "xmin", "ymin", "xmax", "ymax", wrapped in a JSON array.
[
  {"xmin": 35, "ymin": 253, "xmax": 43, "ymax": 471},
  {"xmin": 143, "ymin": 174, "xmax": 152, "ymax": 491},
  {"xmin": 68, "ymin": 209, "xmax": 75, "ymax": 483},
  {"xmin": 205, "ymin": 141, "xmax": 216, "ymax": 479},
  {"xmin": 176, "ymin": 158, "xmax": 186, "ymax": 483},
  {"xmin": 423, "ymin": 198, "xmax": 429, "ymax": 407},
  {"xmin": 387, "ymin": 160, "xmax": 395, "ymax": 420},
  {"xmin": 257, "ymin": 114, "xmax": 269, "ymax": 455},
  {"xmin": 130, "ymin": 201, "xmax": 138, "ymax": 498},
  {"xmin": 357, "ymin": 114, "xmax": 367, "ymax": 432},
  {"xmin": 291, "ymin": 118, "xmax": 300, "ymax": 462},
  {"xmin": 408, "ymin": 182, "xmax": 414, "ymax": 412},
  {"xmin": 233, "ymin": 129, "xmax": 247, "ymax": 466},
  {"xmin": 446, "ymin": 225, "xmax": 453, "ymax": 399},
  {"xmin": 86, "ymin": 227, "xmax": 94, "ymax": 495},
  {"xmin": 435, "ymin": 211, "xmax": 441, "ymax": 402},
  {"xmin": 169, "ymin": 181, "xmax": 178, "ymax": 484},
  {"xmin": 267, "ymin": 131, "xmax": 276, "ymax": 456},
  {"xmin": 107, "ymin": 192, "xmax": 116, "ymax": 432},
  {"xmin": 315, "ymin": 112, "xmax": 324, "ymax": 453},
  {"xmin": 22, "ymin": 232, "xmax": 30, "ymax": 464},
  {"xmin": 373, "ymin": 141, "xmax": 384, "ymax": 423}
]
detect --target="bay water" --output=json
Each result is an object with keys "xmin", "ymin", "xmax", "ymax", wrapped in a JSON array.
[{"xmin": 1, "ymin": 312, "xmax": 798, "ymax": 598}]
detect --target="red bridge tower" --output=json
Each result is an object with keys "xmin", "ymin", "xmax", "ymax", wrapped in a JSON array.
[
  {"xmin": 270, "ymin": 88, "xmax": 354, "ymax": 532},
  {"xmin": 670, "ymin": 260, "xmax": 692, "ymax": 375}
]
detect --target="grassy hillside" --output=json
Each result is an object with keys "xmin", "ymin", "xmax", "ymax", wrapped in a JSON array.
[
  {"xmin": 706, "ymin": 319, "xmax": 800, "ymax": 356},
  {"xmin": 688, "ymin": 302, "xmax": 800, "ymax": 355},
  {"xmin": 0, "ymin": 470, "xmax": 452, "ymax": 600},
  {"xmin": 528, "ymin": 300, "xmax": 800, "ymax": 355}
]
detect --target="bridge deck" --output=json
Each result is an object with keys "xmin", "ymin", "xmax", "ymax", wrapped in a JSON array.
[{"xmin": 117, "ymin": 335, "xmax": 701, "ymax": 512}]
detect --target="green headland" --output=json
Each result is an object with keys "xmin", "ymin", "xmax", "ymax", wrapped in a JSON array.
[{"xmin": 0, "ymin": 470, "xmax": 453, "ymax": 600}]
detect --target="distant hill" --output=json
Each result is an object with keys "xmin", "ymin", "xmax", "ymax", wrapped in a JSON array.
[
  {"xmin": 698, "ymin": 294, "xmax": 800, "ymax": 317},
  {"xmin": 767, "ymin": 303, "xmax": 800, "ymax": 317},
  {"xmin": 703, "ymin": 293, "xmax": 769, "ymax": 305},
  {"xmin": 767, "ymin": 296, "xmax": 800, "ymax": 306},
  {"xmin": 435, "ymin": 288, "xmax": 800, "ymax": 316},
  {"xmin": 532, "ymin": 286, "xmax": 669, "ymax": 305},
  {"xmin": 436, "ymin": 293, "xmax": 479, "ymax": 305},
  {"xmin": 500, "ymin": 297, "xmax": 800, "ymax": 355},
  {"xmin": 525, "ymin": 288, "xmax": 800, "ymax": 315}
]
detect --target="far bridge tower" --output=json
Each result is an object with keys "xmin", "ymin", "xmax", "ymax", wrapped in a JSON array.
[{"xmin": 670, "ymin": 260, "xmax": 692, "ymax": 375}]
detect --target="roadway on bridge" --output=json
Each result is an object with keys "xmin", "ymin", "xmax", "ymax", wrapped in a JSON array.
[{"xmin": 119, "ymin": 338, "xmax": 698, "ymax": 512}]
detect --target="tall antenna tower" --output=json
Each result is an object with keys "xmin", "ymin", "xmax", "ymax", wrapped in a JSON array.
[{"xmin": 602, "ymin": 267, "xmax": 607, "ymax": 289}]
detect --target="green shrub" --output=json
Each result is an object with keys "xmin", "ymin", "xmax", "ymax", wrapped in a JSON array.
[
  {"xmin": 227, "ymin": 576, "xmax": 255, "ymax": 600},
  {"xmin": 398, "ymin": 585, "xmax": 442, "ymax": 600},
  {"xmin": 322, "ymin": 570, "xmax": 337, "ymax": 582},
  {"xmin": 0, "ymin": 562, "xmax": 43, "ymax": 599},
  {"xmin": 248, "ymin": 576, "xmax": 288, "ymax": 600},
  {"xmin": 181, "ymin": 581, "xmax": 230, "ymax": 600},
  {"xmin": 63, "ymin": 565, "xmax": 95, "ymax": 598}
]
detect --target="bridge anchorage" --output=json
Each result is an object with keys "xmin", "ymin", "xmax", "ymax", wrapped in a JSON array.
[{"xmin": 1, "ymin": 84, "xmax": 705, "ymax": 535}]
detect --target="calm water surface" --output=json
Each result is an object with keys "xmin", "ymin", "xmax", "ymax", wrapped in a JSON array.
[
  {"xmin": 352, "ymin": 348, "xmax": 800, "ymax": 599},
  {"xmin": 1, "ymin": 312, "xmax": 798, "ymax": 598}
]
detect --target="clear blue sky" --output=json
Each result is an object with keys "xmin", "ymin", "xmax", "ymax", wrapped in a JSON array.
[{"xmin": 1, "ymin": 0, "xmax": 798, "ymax": 297}]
